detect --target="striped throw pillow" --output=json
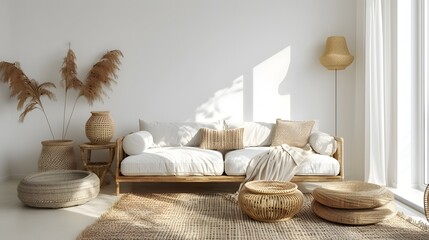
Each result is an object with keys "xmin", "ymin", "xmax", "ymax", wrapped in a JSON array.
[{"xmin": 199, "ymin": 128, "xmax": 244, "ymax": 150}]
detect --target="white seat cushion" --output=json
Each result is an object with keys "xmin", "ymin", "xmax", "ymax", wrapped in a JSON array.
[
  {"xmin": 139, "ymin": 120, "xmax": 223, "ymax": 147},
  {"xmin": 224, "ymin": 147, "xmax": 340, "ymax": 176},
  {"xmin": 121, "ymin": 147, "xmax": 224, "ymax": 176}
]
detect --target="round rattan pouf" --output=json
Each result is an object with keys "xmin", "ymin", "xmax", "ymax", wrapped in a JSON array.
[
  {"xmin": 17, "ymin": 170, "xmax": 100, "ymax": 208},
  {"xmin": 238, "ymin": 181, "xmax": 303, "ymax": 222},
  {"xmin": 312, "ymin": 200, "xmax": 397, "ymax": 225},
  {"xmin": 312, "ymin": 181, "xmax": 394, "ymax": 209}
]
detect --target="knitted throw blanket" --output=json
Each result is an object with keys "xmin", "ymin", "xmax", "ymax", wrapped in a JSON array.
[{"xmin": 238, "ymin": 144, "xmax": 313, "ymax": 192}]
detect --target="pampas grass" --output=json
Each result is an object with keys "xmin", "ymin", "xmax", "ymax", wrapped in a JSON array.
[
  {"xmin": 81, "ymin": 50, "xmax": 123, "ymax": 104},
  {"xmin": 61, "ymin": 48, "xmax": 123, "ymax": 139},
  {"xmin": 0, "ymin": 47, "xmax": 123, "ymax": 140},
  {"xmin": 0, "ymin": 62, "xmax": 56, "ymax": 138}
]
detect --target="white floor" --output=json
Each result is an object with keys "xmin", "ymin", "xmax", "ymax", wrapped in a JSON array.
[{"xmin": 1, "ymin": 180, "xmax": 427, "ymax": 240}]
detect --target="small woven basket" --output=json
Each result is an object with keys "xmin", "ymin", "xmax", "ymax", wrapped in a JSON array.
[
  {"xmin": 38, "ymin": 140, "xmax": 76, "ymax": 171},
  {"xmin": 238, "ymin": 181, "xmax": 303, "ymax": 222},
  {"xmin": 85, "ymin": 111, "xmax": 115, "ymax": 144}
]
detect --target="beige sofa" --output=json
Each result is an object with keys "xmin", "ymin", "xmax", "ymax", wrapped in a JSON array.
[{"xmin": 115, "ymin": 120, "xmax": 344, "ymax": 195}]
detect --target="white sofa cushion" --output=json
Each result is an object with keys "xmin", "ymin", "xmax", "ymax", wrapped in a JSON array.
[
  {"xmin": 226, "ymin": 122, "xmax": 275, "ymax": 147},
  {"xmin": 123, "ymin": 131, "xmax": 153, "ymax": 155},
  {"xmin": 309, "ymin": 131, "xmax": 337, "ymax": 155},
  {"xmin": 120, "ymin": 147, "xmax": 224, "ymax": 176},
  {"xmin": 224, "ymin": 147, "xmax": 340, "ymax": 176},
  {"xmin": 139, "ymin": 120, "xmax": 222, "ymax": 148}
]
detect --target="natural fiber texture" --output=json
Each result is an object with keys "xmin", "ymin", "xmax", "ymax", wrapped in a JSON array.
[
  {"xmin": 320, "ymin": 36, "xmax": 354, "ymax": 70},
  {"xmin": 86, "ymin": 162, "xmax": 109, "ymax": 181},
  {"xmin": 61, "ymin": 48, "xmax": 82, "ymax": 91},
  {"xmin": 244, "ymin": 180, "xmax": 297, "ymax": 195},
  {"xmin": 38, "ymin": 140, "xmax": 76, "ymax": 171},
  {"xmin": 81, "ymin": 50, "xmax": 123, "ymax": 105},
  {"xmin": 0, "ymin": 48, "xmax": 122, "ymax": 140},
  {"xmin": 85, "ymin": 111, "xmax": 115, "ymax": 144},
  {"xmin": 78, "ymin": 193, "xmax": 429, "ymax": 240},
  {"xmin": 312, "ymin": 181, "xmax": 394, "ymax": 209},
  {"xmin": 199, "ymin": 128, "xmax": 244, "ymax": 150},
  {"xmin": 271, "ymin": 120, "xmax": 315, "ymax": 148},
  {"xmin": 0, "ymin": 61, "xmax": 56, "ymax": 123},
  {"xmin": 17, "ymin": 170, "xmax": 99, "ymax": 208},
  {"xmin": 312, "ymin": 200, "xmax": 397, "ymax": 225},
  {"xmin": 239, "ymin": 181, "xmax": 303, "ymax": 222}
]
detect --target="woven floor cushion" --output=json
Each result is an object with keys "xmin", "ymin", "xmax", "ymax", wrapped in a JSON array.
[
  {"xmin": 312, "ymin": 181, "xmax": 394, "ymax": 209},
  {"xmin": 17, "ymin": 170, "xmax": 100, "ymax": 208},
  {"xmin": 312, "ymin": 200, "xmax": 397, "ymax": 225}
]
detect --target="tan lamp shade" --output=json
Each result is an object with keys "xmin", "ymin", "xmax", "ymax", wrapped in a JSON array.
[{"xmin": 320, "ymin": 36, "xmax": 354, "ymax": 70}]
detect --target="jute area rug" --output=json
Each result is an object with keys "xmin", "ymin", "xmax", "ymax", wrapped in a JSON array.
[{"xmin": 78, "ymin": 193, "xmax": 429, "ymax": 240}]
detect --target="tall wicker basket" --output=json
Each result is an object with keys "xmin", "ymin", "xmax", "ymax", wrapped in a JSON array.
[
  {"xmin": 38, "ymin": 140, "xmax": 76, "ymax": 171},
  {"xmin": 85, "ymin": 111, "xmax": 115, "ymax": 144}
]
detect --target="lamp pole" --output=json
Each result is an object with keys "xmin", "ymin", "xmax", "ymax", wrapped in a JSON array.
[
  {"xmin": 335, "ymin": 69, "xmax": 337, "ymax": 137},
  {"xmin": 320, "ymin": 36, "xmax": 354, "ymax": 137}
]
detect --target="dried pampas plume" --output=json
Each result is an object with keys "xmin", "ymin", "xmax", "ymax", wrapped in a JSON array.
[
  {"xmin": 60, "ymin": 48, "xmax": 123, "ymax": 139},
  {"xmin": 0, "ymin": 47, "xmax": 123, "ymax": 140},
  {"xmin": 0, "ymin": 61, "xmax": 56, "ymax": 138},
  {"xmin": 81, "ymin": 50, "xmax": 123, "ymax": 105},
  {"xmin": 61, "ymin": 48, "xmax": 82, "ymax": 91}
]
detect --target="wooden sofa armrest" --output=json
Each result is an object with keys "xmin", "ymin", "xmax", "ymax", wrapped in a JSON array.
[
  {"xmin": 333, "ymin": 137, "xmax": 344, "ymax": 180},
  {"xmin": 116, "ymin": 136, "xmax": 126, "ymax": 180}
]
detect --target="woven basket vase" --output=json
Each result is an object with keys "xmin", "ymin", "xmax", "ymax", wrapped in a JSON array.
[
  {"xmin": 38, "ymin": 140, "xmax": 76, "ymax": 171},
  {"xmin": 85, "ymin": 111, "xmax": 115, "ymax": 144}
]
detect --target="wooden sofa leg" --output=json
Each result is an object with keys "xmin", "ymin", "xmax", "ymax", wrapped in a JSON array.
[{"xmin": 116, "ymin": 182, "xmax": 120, "ymax": 195}]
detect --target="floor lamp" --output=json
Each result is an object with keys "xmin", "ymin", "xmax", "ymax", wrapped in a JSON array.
[{"xmin": 320, "ymin": 36, "xmax": 354, "ymax": 136}]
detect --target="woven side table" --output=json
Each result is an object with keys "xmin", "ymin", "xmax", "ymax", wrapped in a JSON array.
[
  {"xmin": 238, "ymin": 181, "xmax": 304, "ymax": 222},
  {"xmin": 80, "ymin": 142, "xmax": 116, "ymax": 186}
]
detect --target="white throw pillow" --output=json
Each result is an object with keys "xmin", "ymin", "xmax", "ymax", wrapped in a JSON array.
[
  {"xmin": 139, "ymin": 120, "xmax": 223, "ymax": 147},
  {"xmin": 226, "ymin": 122, "xmax": 275, "ymax": 147},
  {"xmin": 309, "ymin": 131, "xmax": 337, "ymax": 155},
  {"xmin": 123, "ymin": 131, "xmax": 154, "ymax": 155}
]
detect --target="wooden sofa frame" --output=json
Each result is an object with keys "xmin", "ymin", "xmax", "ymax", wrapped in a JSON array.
[{"xmin": 115, "ymin": 137, "xmax": 344, "ymax": 195}]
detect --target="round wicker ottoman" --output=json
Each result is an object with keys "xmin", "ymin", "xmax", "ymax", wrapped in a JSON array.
[
  {"xmin": 312, "ymin": 181, "xmax": 396, "ymax": 225},
  {"xmin": 17, "ymin": 170, "xmax": 100, "ymax": 208},
  {"xmin": 312, "ymin": 181, "xmax": 394, "ymax": 209},
  {"xmin": 312, "ymin": 200, "xmax": 397, "ymax": 225},
  {"xmin": 238, "ymin": 181, "xmax": 303, "ymax": 222}
]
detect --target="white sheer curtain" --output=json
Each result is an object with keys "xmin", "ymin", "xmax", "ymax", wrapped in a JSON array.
[{"xmin": 365, "ymin": 0, "xmax": 395, "ymax": 186}]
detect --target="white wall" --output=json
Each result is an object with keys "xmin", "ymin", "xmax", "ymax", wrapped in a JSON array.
[
  {"xmin": 0, "ymin": 0, "xmax": 13, "ymax": 181},
  {"xmin": 0, "ymin": 0, "xmax": 362, "ymax": 180}
]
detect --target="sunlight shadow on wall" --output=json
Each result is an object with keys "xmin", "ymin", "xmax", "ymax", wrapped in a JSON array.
[
  {"xmin": 194, "ymin": 76, "xmax": 243, "ymax": 122},
  {"xmin": 253, "ymin": 46, "xmax": 291, "ymax": 122}
]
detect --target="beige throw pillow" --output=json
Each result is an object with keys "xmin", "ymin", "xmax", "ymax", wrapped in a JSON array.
[
  {"xmin": 271, "ymin": 120, "xmax": 315, "ymax": 148},
  {"xmin": 199, "ymin": 128, "xmax": 244, "ymax": 150}
]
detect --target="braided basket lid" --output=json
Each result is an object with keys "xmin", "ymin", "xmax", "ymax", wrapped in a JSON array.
[{"xmin": 244, "ymin": 180, "xmax": 297, "ymax": 195}]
